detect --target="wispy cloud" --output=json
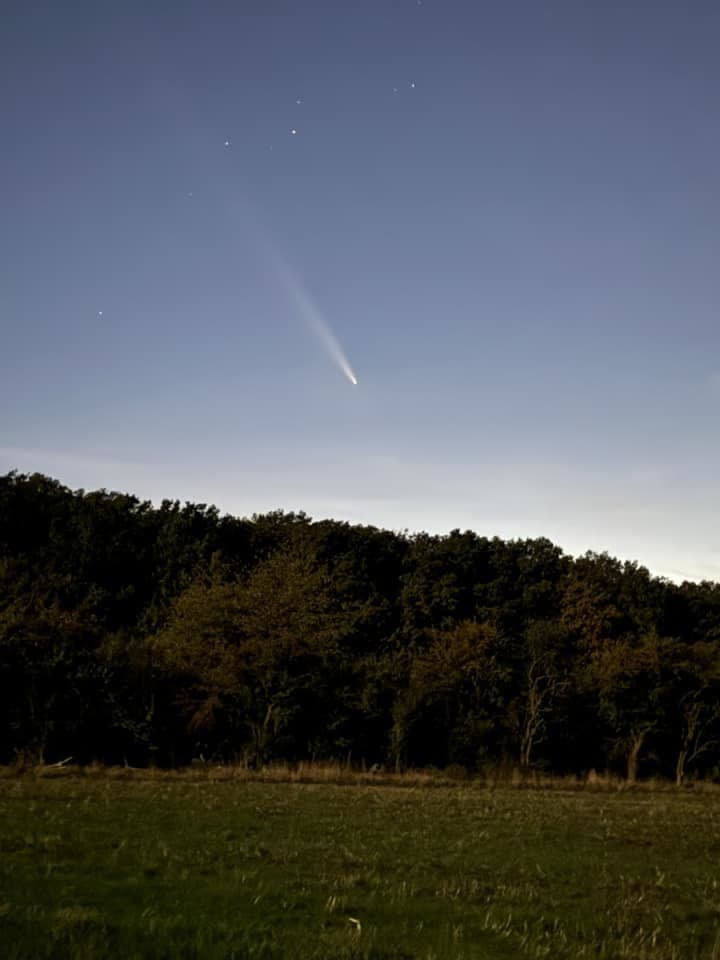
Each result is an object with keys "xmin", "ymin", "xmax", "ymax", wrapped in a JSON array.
[
  {"xmin": 0, "ymin": 447, "xmax": 160, "ymax": 499},
  {"xmin": 0, "ymin": 446, "xmax": 153, "ymax": 473}
]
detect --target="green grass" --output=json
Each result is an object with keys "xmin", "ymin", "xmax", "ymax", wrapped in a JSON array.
[{"xmin": 1, "ymin": 773, "xmax": 720, "ymax": 958}]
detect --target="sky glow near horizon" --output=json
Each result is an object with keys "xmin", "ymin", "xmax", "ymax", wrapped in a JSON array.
[{"xmin": 1, "ymin": 1, "xmax": 719, "ymax": 584}]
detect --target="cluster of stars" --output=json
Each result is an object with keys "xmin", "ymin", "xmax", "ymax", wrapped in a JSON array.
[
  {"xmin": 96, "ymin": 1, "xmax": 425, "ymax": 321},
  {"xmin": 101, "ymin": 73, "xmax": 421, "ymax": 316},
  {"xmin": 221, "ymin": 79, "xmax": 418, "ymax": 153}
]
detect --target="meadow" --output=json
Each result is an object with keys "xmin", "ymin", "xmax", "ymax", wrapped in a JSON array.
[{"xmin": 1, "ymin": 769, "xmax": 719, "ymax": 959}]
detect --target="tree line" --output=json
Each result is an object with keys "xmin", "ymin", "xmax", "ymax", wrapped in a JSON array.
[{"xmin": 1, "ymin": 471, "xmax": 719, "ymax": 782}]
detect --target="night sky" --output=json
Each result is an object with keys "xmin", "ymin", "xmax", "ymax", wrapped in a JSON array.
[{"xmin": 2, "ymin": 1, "xmax": 719, "ymax": 582}]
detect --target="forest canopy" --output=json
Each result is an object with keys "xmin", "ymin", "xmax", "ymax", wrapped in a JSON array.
[{"xmin": 2, "ymin": 470, "xmax": 719, "ymax": 783}]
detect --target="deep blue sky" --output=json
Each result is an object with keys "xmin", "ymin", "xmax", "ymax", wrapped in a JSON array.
[{"xmin": 2, "ymin": 0, "xmax": 719, "ymax": 582}]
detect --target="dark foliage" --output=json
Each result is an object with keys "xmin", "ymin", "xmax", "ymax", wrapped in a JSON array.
[{"xmin": 1, "ymin": 471, "xmax": 719, "ymax": 780}]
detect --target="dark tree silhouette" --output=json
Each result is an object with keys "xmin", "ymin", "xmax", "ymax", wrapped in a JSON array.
[{"xmin": 1, "ymin": 470, "xmax": 719, "ymax": 780}]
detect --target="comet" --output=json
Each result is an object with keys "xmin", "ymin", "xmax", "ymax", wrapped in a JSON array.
[{"xmin": 269, "ymin": 251, "xmax": 359, "ymax": 387}]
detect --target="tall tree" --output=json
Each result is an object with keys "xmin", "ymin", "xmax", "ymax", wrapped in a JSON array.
[
  {"xmin": 154, "ymin": 541, "xmax": 356, "ymax": 763},
  {"xmin": 394, "ymin": 621, "xmax": 507, "ymax": 770},
  {"xmin": 514, "ymin": 620, "xmax": 570, "ymax": 769},
  {"xmin": 663, "ymin": 638, "xmax": 720, "ymax": 784},
  {"xmin": 591, "ymin": 630, "xmax": 665, "ymax": 782}
]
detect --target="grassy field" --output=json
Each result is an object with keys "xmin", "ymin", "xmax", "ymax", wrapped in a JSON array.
[{"xmin": 1, "ymin": 771, "xmax": 719, "ymax": 959}]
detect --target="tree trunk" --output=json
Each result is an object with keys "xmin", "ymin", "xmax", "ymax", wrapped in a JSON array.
[
  {"xmin": 519, "ymin": 675, "xmax": 540, "ymax": 769},
  {"xmin": 675, "ymin": 748, "xmax": 687, "ymax": 786},
  {"xmin": 626, "ymin": 730, "xmax": 646, "ymax": 783},
  {"xmin": 520, "ymin": 722, "xmax": 535, "ymax": 769}
]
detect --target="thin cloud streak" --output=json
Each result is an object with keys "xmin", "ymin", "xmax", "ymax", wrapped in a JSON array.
[{"xmin": 0, "ymin": 446, "xmax": 152, "ymax": 472}]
